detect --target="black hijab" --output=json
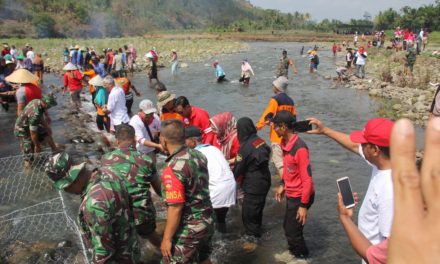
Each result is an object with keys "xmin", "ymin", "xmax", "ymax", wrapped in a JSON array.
[{"xmin": 237, "ymin": 117, "xmax": 257, "ymax": 143}]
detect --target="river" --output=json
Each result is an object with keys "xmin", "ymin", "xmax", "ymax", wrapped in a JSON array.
[{"xmin": 0, "ymin": 42, "xmax": 425, "ymax": 264}]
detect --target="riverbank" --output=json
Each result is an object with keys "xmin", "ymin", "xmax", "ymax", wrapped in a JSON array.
[
  {"xmin": 336, "ymin": 46, "xmax": 440, "ymax": 126},
  {"xmin": 4, "ymin": 37, "xmax": 248, "ymax": 73}
]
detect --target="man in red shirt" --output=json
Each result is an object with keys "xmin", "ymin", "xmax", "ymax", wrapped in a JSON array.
[
  {"xmin": 174, "ymin": 96, "xmax": 216, "ymax": 146},
  {"xmin": 63, "ymin": 62, "xmax": 83, "ymax": 110},
  {"xmin": 273, "ymin": 110, "xmax": 315, "ymax": 260}
]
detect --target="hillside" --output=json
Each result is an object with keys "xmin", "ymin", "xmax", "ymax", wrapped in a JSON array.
[{"xmin": 0, "ymin": 0, "xmax": 260, "ymax": 38}]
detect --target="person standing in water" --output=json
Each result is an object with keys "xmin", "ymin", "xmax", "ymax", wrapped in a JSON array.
[
  {"xmin": 277, "ymin": 50, "xmax": 297, "ymax": 78},
  {"xmin": 213, "ymin": 60, "xmax": 226, "ymax": 82},
  {"xmin": 240, "ymin": 58, "xmax": 254, "ymax": 86},
  {"xmin": 170, "ymin": 49, "xmax": 179, "ymax": 77}
]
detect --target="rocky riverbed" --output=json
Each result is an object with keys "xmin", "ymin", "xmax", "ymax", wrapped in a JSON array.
[{"xmin": 333, "ymin": 48, "xmax": 440, "ymax": 126}]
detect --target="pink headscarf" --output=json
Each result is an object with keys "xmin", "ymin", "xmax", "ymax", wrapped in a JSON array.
[{"xmin": 210, "ymin": 112, "xmax": 237, "ymax": 159}]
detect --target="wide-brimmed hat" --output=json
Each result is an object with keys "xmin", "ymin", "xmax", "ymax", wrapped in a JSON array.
[
  {"xmin": 157, "ymin": 91, "xmax": 176, "ymax": 109},
  {"xmin": 45, "ymin": 152, "xmax": 86, "ymax": 190},
  {"xmin": 88, "ymin": 75, "xmax": 104, "ymax": 86},
  {"xmin": 42, "ymin": 94, "xmax": 57, "ymax": 108},
  {"xmin": 17, "ymin": 54, "xmax": 25, "ymax": 60},
  {"xmin": 25, "ymin": 43, "xmax": 30, "ymax": 47},
  {"xmin": 69, "ymin": 45, "xmax": 74, "ymax": 50},
  {"xmin": 171, "ymin": 49, "xmax": 177, "ymax": 53},
  {"xmin": 139, "ymin": 99, "xmax": 156, "ymax": 114},
  {"xmin": 74, "ymin": 45, "xmax": 80, "ymax": 49},
  {"xmin": 5, "ymin": 69, "xmax": 39, "ymax": 83},
  {"xmin": 63, "ymin": 62, "xmax": 77, "ymax": 71},
  {"xmin": 5, "ymin": 60, "xmax": 14, "ymax": 65}
]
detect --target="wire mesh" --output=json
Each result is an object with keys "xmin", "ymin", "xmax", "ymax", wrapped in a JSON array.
[{"xmin": 0, "ymin": 152, "xmax": 90, "ymax": 264}]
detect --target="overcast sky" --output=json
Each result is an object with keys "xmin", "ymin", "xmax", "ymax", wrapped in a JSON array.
[{"xmin": 250, "ymin": 0, "xmax": 436, "ymax": 22}]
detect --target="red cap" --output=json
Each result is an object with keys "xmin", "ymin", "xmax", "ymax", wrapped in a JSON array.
[{"xmin": 349, "ymin": 118, "xmax": 394, "ymax": 147}]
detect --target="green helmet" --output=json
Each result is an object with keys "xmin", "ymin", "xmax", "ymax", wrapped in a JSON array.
[
  {"xmin": 45, "ymin": 152, "xmax": 85, "ymax": 190},
  {"xmin": 42, "ymin": 94, "xmax": 57, "ymax": 108}
]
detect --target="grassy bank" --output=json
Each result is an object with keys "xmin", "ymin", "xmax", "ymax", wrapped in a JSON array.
[{"xmin": 4, "ymin": 36, "xmax": 248, "ymax": 72}]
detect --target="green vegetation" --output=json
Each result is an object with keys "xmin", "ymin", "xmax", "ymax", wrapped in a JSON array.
[{"xmin": 1, "ymin": 0, "xmax": 440, "ymax": 38}]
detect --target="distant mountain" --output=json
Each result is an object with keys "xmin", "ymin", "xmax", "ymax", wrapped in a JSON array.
[{"xmin": 0, "ymin": 0, "xmax": 264, "ymax": 37}]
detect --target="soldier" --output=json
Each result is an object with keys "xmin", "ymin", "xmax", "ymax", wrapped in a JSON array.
[
  {"xmin": 14, "ymin": 95, "xmax": 58, "ymax": 159},
  {"xmin": 101, "ymin": 123, "xmax": 162, "ymax": 247},
  {"xmin": 159, "ymin": 119, "xmax": 214, "ymax": 264},
  {"xmin": 44, "ymin": 152, "xmax": 140, "ymax": 263}
]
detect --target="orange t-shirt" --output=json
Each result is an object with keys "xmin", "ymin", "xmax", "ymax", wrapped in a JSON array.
[{"xmin": 160, "ymin": 112, "xmax": 184, "ymax": 122}]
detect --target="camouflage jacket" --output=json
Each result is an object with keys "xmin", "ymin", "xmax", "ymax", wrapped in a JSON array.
[
  {"xmin": 14, "ymin": 99, "xmax": 45, "ymax": 137},
  {"xmin": 101, "ymin": 146, "xmax": 157, "ymax": 226},
  {"xmin": 161, "ymin": 145, "xmax": 213, "ymax": 229},
  {"xmin": 79, "ymin": 168, "xmax": 140, "ymax": 264}
]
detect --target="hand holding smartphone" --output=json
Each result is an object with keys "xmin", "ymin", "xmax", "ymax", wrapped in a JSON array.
[
  {"xmin": 336, "ymin": 176, "xmax": 355, "ymax": 209},
  {"xmin": 293, "ymin": 120, "xmax": 313, "ymax": 133}
]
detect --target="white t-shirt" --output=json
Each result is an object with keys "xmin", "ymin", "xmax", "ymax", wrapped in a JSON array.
[
  {"xmin": 356, "ymin": 52, "xmax": 367, "ymax": 65},
  {"xmin": 358, "ymin": 145, "xmax": 394, "ymax": 245},
  {"xmin": 26, "ymin": 50, "xmax": 35, "ymax": 60},
  {"xmin": 129, "ymin": 114, "xmax": 160, "ymax": 154},
  {"xmin": 195, "ymin": 144, "xmax": 236, "ymax": 208},
  {"xmin": 107, "ymin": 86, "xmax": 129, "ymax": 130}
]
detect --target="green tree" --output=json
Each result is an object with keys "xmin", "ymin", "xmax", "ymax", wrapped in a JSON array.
[{"xmin": 31, "ymin": 13, "xmax": 56, "ymax": 38}]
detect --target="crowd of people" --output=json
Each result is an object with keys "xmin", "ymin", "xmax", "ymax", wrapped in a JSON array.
[{"xmin": 0, "ymin": 35, "xmax": 439, "ymax": 264}]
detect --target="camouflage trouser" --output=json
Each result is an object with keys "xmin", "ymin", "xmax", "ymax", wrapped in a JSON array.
[
  {"xmin": 135, "ymin": 198, "xmax": 156, "ymax": 238},
  {"xmin": 18, "ymin": 136, "xmax": 33, "ymax": 155},
  {"xmin": 162, "ymin": 222, "xmax": 214, "ymax": 264}
]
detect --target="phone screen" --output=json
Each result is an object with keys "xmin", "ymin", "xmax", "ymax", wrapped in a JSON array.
[
  {"xmin": 294, "ymin": 120, "xmax": 313, "ymax": 133},
  {"xmin": 337, "ymin": 177, "xmax": 355, "ymax": 208}
]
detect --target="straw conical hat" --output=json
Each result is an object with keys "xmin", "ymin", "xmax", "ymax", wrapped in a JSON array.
[
  {"xmin": 89, "ymin": 75, "xmax": 104, "ymax": 86},
  {"xmin": 63, "ymin": 62, "xmax": 77, "ymax": 71},
  {"xmin": 5, "ymin": 69, "xmax": 39, "ymax": 84}
]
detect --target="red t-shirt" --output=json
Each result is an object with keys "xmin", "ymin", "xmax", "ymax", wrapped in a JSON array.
[
  {"xmin": 63, "ymin": 70, "xmax": 83, "ymax": 92},
  {"xmin": 24, "ymin": 84, "xmax": 42, "ymax": 104},
  {"xmin": 161, "ymin": 166, "xmax": 185, "ymax": 204},
  {"xmin": 281, "ymin": 134, "xmax": 315, "ymax": 206},
  {"xmin": 185, "ymin": 106, "xmax": 216, "ymax": 145},
  {"xmin": 107, "ymin": 52, "xmax": 114, "ymax": 65}
]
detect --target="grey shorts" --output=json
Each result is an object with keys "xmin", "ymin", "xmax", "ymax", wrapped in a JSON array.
[{"xmin": 70, "ymin": 89, "xmax": 82, "ymax": 104}]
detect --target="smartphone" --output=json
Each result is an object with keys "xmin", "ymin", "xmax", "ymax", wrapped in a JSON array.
[
  {"xmin": 336, "ymin": 177, "xmax": 355, "ymax": 208},
  {"xmin": 293, "ymin": 120, "xmax": 313, "ymax": 133}
]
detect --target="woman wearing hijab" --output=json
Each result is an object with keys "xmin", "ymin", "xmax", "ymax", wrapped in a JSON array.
[
  {"xmin": 210, "ymin": 112, "xmax": 240, "ymax": 162},
  {"xmin": 89, "ymin": 75, "xmax": 110, "ymax": 132},
  {"xmin": 233, "ymin": 117, "xmax": 271, "ymax": 239},
  {"xmin": 240, "ymin": 58, "xmax": 254, "ymax": 86}
]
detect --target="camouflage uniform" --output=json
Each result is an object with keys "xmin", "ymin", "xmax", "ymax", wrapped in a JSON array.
[
  {"xmin": 14, "ymin": 99, "xmax": 46, "ymax": 154},
  {"xmin": 14, "ymin": 96, "xmax": 57, "ymax": 155},
  {"xmin": 101, "ymin": 146, "xmax": 158, "ymax": 237},
  {"xmin": 44, "ymin": 152, "xmax": 140, "ymax": 264},
  {"xmin": 161, "ymin": 145, "xmax": 214, "ymax": 264}
]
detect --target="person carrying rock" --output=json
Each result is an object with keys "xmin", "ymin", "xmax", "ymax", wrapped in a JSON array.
[
  {"xmin": 45, "ymin": 152, "xmax": 140, "ymax": 263},
  {"xmin": 14, "ymin": 94, "xmax": 58, "ymax": 160}
]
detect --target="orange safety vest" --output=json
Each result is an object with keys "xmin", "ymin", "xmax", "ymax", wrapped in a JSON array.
[{"xmin": 256, "ymin": 92, "xmax": 296, "ymax": 144}]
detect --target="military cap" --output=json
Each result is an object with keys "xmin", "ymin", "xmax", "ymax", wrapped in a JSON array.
[
  {"xmin": 42, "ymin": 93, "xmax": 57, "ymax": 108},
  {"xmin": 45, "ymin": 152, "xmax": 85, "ymax": 190}
]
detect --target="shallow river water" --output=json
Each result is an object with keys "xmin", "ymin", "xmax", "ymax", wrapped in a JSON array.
[{"xmin": 0, "ymin": 42, "xmax": 425, "ymax": 264}]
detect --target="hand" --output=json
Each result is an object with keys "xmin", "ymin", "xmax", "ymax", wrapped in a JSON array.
[
  {"xmin": 275, "ymin": 185, "xmax": 285, "ymax": 202},
  {"xmin": 296, "ymin": 207, "xmax": 308, "ymax": 226},
  {"xmin": 160, "ymin": 238, "xmax": 172, "ymax": 261},
  {"xmin": 135, "ymin": 91, "xmax": 141, "ymax": 97},
  {"xmin": 337, "ymin": 192, "xmax": 358, "ymax": 218},
  {"xmin": 307, "ymin": 117, "xmax": 326, "ymax": 135},
  {"xmin": 388, "ymin": 118, "xmax": 440, "ymax": 263},
  {"xmin": 34, "ymin": 144, "xmax": 42, "ymax": 153}
]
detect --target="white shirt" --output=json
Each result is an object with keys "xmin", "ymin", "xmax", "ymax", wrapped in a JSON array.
[
  {"xmin": 107, "ymin": 86, "xmax": 129, "ymax": 130},
  {"xmin": 26, "ymin": 50, "xmax": 35, "ymax": 60},
  {"xmin": 195, "ymin": 144, "xmax": 236, "ymax": 208},
  {"xmin": 358, "ymin": 146, "xmax": 394, "ymax": 245},
  {"xmin": 356, "ymin": 51, "xmax": 367, "ymax": 65},
  {"xmin": 129, "ymin": 114, "xmax": 160, "ymax": 154}
]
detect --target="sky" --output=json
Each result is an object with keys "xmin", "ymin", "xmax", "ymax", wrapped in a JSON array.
[{"xmin": 250, "ymin": 0, "xmax": 436, "ymax": 22}]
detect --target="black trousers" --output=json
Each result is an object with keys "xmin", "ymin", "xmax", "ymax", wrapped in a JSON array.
[
  {"xmin": 214, "ymin": 207, "xmax": 229, "ymax": 224},
  {"xmin": 284, "ymin": 195, "xmax": 314, "ymax": 258},
  {"xmin": 242, "ymin": 192, "xmax": 267, "ymax": 238},
  {"xmin": 96, "ymin": 114, "xmax": 110, "ymax": 132}
]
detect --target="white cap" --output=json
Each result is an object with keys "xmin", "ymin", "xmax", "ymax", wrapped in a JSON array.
[{"xmin": 139, "ymin": 99, "xmax": 156, "ymax": 114}]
